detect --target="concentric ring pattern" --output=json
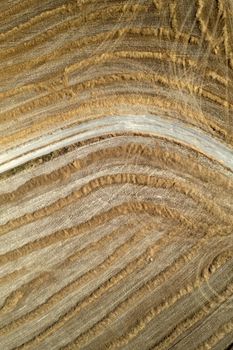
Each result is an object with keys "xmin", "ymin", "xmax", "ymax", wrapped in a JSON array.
[{"xmin": 0, "ymin": 0, "xmax": 233, "ymax": 349}]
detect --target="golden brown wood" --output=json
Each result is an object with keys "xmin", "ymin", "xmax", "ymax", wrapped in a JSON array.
[{"xmin": 0, "ymin": 1, "xmax": 233, "ymax": 349}]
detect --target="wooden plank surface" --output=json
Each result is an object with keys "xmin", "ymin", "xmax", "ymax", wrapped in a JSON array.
[{"xmin": 0, "ymin": 1, "xmax": 233, "ymax": 349}]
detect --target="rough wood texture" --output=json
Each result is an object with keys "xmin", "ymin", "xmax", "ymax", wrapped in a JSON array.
[{"xmin": 0, "ymin": 1, "xmax": 233, "ymax": 349}]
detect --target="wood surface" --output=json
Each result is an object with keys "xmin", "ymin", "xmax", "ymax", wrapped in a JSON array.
[{"xmin": 0, "ymin": 0, "xmax": 233, "ymax": 349}]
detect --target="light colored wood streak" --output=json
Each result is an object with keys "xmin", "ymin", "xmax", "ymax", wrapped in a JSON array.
[
  {"xmin": 0, "ymin": 135, "xmax": 231, "ymax": 185},
  {"xmin": 1, "ymin": 93, "xmax": 231, "ymax": 152},
  {"xmin": 0, "ymin": 0, "xmax": 233, "ymax": 349}
]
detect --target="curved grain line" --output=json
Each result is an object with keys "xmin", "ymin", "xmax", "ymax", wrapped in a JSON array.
[
  {"xmin": 0, "ymin": 0, "xmax": 136, "ymax": 32},
  {"xmin": 0, "ymin": 1, "xmax": 232, "ymax": 349},
  {"xmin": 0, "ymin": 220, "xmax": 174, "ymax": 336},
  {"xmin": 0, "ymin": 173, "xmax": 231, "ymax": 245},
  {"xmin": 0, "ymin": 21, "xmax": 200, "ymax": 63},
  {"xmin": 64, "ymin": 71, "xmax": 233, "ymax": 111},
  {"xmin": 0, "ymin": 133, "xmax": 118, "ymax": 179},
  {"xmin": 105, "ymin": 253, "xmax": 233, "ymax": 350},
  {"xmin": 8, "ymin": 225, "xmax": 192, "ymax": 348},
  {"xmin": 0, "ymin": 0, "xmax": 46, "ymax": 20},
  {"xmin": 1, "ymin": 141, "xmax": 231, "ymax": 203},
  {"xmin": 0, "ymin": 31, "xmax": 228, "ymax": 96},
  {"xmin": 197, "ymin": 318, "xmax": 233, "ymax": 350},
  {"xmin": 0, "ymin": 220, "xmax": 134, "ymax": 315},
  {"xmin": 12, "ymin": 225, "xmax": 231, "ymax": 349},
  {"xmin": 0, "ymin": 3, "xmax": 147, "ymax": 60},
  {"xmin": 37, "ymin": 235, "xmax": 225, "ymax": 350},
  {"xmin": 0, "ymin": 117, "xmax": 105, "ymax": 168},
  {"xmin": 0, "ymin": 268, "xmax": 27, "ymax": 286},
  {"xmin": 0, "ymin": 93, "xmax": 231, "ymax": 150},
  {"xmin": 0, "ymin": 197, "xmax": 194, "ymax": 260},
  {"xmin": 0, "ymin": 76, "xmax": 63, "ymax": 100},
  {"xmin": 0, "ymin": 168, "xmax": 215, "ymax": 237},
  {"xmin": 0, "ymin": 51, "xmax": 214, "ymax": 118},
  {"xmin": 156, "ymin": 297, "xmax": 233, "ymax": 350},
  {"xmin": 1, "ymin": 136, "xmax": 232, "ymax": 188},
  {"xmin": 11, "ymin": 222, "xmax": 232, "ymax": 349},
  {"xmin": 77, "ymin": 94, "xmax": 231, "ymax": 142},
  {"xmin": 150, "ymin": 289, "xmax": 233, "ymax": 349},
  {"xmin": 0, "ymin": 2, "xmax": 76, "ymax": 41},
  {"xmin": 2, "ymin": 56, "xmax": 231, "ymax": 124},
  {"xmin": 0, "ymin": 214, "xmax": 135, "ymax": 267},
  {"xmin": 0, "ymin": 272, "xmax": 52, "ymax": 316}
]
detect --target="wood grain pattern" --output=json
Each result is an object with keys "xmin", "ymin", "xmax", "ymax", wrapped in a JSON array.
[{"xmin": 0, "ymin": 0, "xmax": 233, "ymax": 349}]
